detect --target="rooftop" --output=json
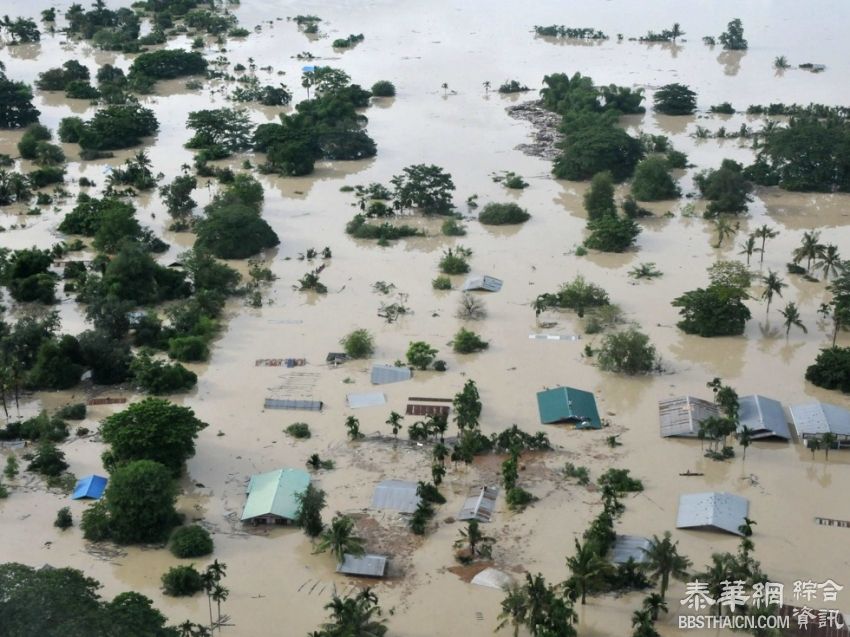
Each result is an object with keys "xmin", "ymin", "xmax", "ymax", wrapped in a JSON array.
[
  {"xmin": 537, "ymin": 386, "xmax": 601, "ymax": 427},
  {"xmin": 241, "ymin": 469, "xmax": 311, "ymax": 522},
  {"xmin": 676, "ymin": 492, "xmax": 749, "ymax": 536}
]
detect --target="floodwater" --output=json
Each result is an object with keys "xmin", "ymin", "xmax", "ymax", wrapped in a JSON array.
[{"xmin": 2, "ymin": 1, "xmax": 850, "ymax": 635}]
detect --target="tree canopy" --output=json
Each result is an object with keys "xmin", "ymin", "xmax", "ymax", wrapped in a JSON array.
[
  {"xmin": 653, "ymin": 84, "xmax": 697, "ymax": 115},
  {"xmin": 195, "ymin": 203, "xmax": 280, "ymax": 259},
  {"xmin": 672, "ymin": 284, "xmax": 751, "ymax": 336},
  {"xmin": 0, "ymin": 72, "xmax": 40, "ymax": 129}
]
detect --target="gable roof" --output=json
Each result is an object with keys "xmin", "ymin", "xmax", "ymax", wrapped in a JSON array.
[
  {"xmin": 71, "ymin": 474, "xmax": 108, "ymax": 500},
  {"xmin": 462, "ymin": 275, "xmax": 503, "ymax": 292},
  {"xmin": 371, "ymin": 364, "xmax": 412, "ymax": 385},
  {"xmin": 458, "ymin": 486, "xmax": 499, "ymax": 522},
  {"xmin": 347, "ymin": 392, "xmax": 387, "ymax": 408},
  {"xmin": 610, "ymin": 535, "xmax": 652, "ymax": 564},
  {"xmin": 737, "ymin": 395, "xmax": 791, "ymax": 440},
  {"xmin": 336, "ymin": 553, "xmax": 388, "ymax": 578},
  {"xmin": 536, "ymin": 387, "xmax": 601, "ymax": 427},
  {"xmin": 240, "ymin": 469, "xmax": 311, "ymax": 522},
  {"xmin": 659, "ymin": 396, "xmax": 718, "ymax": 438},
  {"xmin": 370, "ymin": 480, "xmax": 420, "ymax": 513},
  {"xmin": 790, "ymin": 402, "xmax": 850, "ymax": 439},
  {"xmin": 676, "ymin": 492, "xmax": 749, "ymax": 536},
  {"xmin": 264, "ymin": 398, "xmax": 323, "ymax": 411}
]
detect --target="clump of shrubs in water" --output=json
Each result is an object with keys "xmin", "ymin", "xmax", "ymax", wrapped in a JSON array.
[
  {"xmin": 452, "ymin": 328, "xmax": 489, "ymax": 354},
  {"xmin": 441, "ymin": 218, "xmax": 466, "ymax": 236},
  {"xmin": 438, "ymin": 248, "xmax": 470, "ymax": 274},
  {"xmin": 371, "ymin": 80, "xmax": 395, "ymax": 97},
  {"xmin": 332, "ymin": 33, "xmax": 364, "ymax": 48},
  {"xmin": 432, "ymin": 275, "xmax": 452, "ymax": 290},
  {"xmin": 345, "ymin": 214, "xmax": 421, "ymax": 242},
  {"xmin": 286, "ymin": 423, "xmax": 312, "ymax": 439},
  {"xmin": 54, "ymin": 507, "xmax": 73, "ymax": 529},
  {"xmin": 478, "ymin": 202, "xmax": 530, "ymax": 225},
  {"xmin": 498, "ymin": 80, "xmax": 530, "ymax": 94},
  {"xmin": 340, "ymin": 328, "xmax": 375, "ymax": 358},
  {"xmin": 169, "ymin": 525, "xmax": 213, "ymax": 558},
  {"xmin": 162, "ymin": 565, "xmax": 204, "ymax": 596},
  {"xmin": 56, "ymin": 403, "xmax": 86, "ymax": 420}
]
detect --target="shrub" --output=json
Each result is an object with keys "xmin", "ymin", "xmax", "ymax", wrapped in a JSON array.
[
  {"xmin": 194, "ymin": 204, "xmax": 279, "ymax": 259},
  {"xmin": 285, "ymin": 423, "xmax": 311, "ymax": 439},
  {"xmin": 169, "ymin": 525, "xmax": 213, "ymax": 558},
  {"xmin": 18, "ymin": 124, "xmax": 52, "ymax": 159},
  {"xmin": 631, "ymin": 156, "xmax": 680, "ymax": 201},
  {"xmin": 55, "ymin": 403, "xmax": 86, "ymax": 420},
  {"xmin": 129, "ymin": 49, "xmax": 207, "ymax": 80},
  {"xmin": 672, "ymin": 284, "xmax": 751, "ymax": 336},
  {"xmin": 340, "ymin": 329, "xmax": 374, "ymax": 359},
  {"xmin": 584, "ymin": 214, "xmax": 641, "ymax": 253},
  {"xmin": 168, "ymin": 336, "xmax": 210, "ymax": 362},
  {"xmin": 598, "ymin": 468, "xmax": 643, "ymax": 493},
  {"xmin": 597, "ymin": 328, "xmax": 658, "ymax": 374},
  {"xmin": 27, "ymin": 441, "xmax": 68, "ymax": 477},
  {"xmin": 441, "ymin": 218, "xmax": 466, "ymax": 236},
  {"xmin": 130, "ymin": 353, "xmax": 197, "ymax": 394},
  {"xmin": 54, "ymin": 507, "xmax": 73, "ymax": 529},
  {"xmin": 81, "ymin": 500, "xmax": 111, "ymax": 541},
  {"xmin": 805, "ymin": 347, "xmax": 850, "ymax": 393},
  {"xmin": 554, "ymin": 275, "xmax": 610, "ymax": 316},
  {"xmin": 162, "ymin": 565, "xmax": 204, "ymax": 596},
  {"xmin": 452, "ymin": 328, "xmax": 489, "ymax": 354},
  {"xmin": 438, "ymin": 249, "xmax": 470, "ymax": 275},
  {"xmin": 694, "ymin": 159, "xmax": 752, "ymax": 217},
  {"xmin": 564, "ymin": 462, "xmax": 590, "ymax": 485},
  {"xmin": 406, "ymin": 341, "xmax": 437, "ymax": 370},
  {"xmin": 371, "ymin": 80, "xmax": 396, "ymax": 97},
  {"xmin": 432, "ymin": 275, "xmax": 452, "ymax": 290},
  {"xmin": 506, "ymin": 486, "xmax": 536, "ymax": 511},
  {"xmin": 478, "ymin": 202, "xmax": 530, "ymax": 225}
]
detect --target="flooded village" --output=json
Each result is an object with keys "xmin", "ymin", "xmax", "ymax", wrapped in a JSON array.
[{"xmin": 1, "ymin": 1, "xmax": 850, "ymax": 636}]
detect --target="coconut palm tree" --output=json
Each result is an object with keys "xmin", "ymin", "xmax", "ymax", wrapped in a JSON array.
[
  {"xmin": 483, "ymin": 80, "xmax": 491, "ymax": 94},
  {"xmin": 211, "ymin": 584, "xmax": 229, "ymax": 629},
  {"xmin": 792, "ymin": 230, "xmax": 824, "ymax": 273},
  {"xmin": 632, "ymin": 609, "xmax": 660, "ymax": 637},
  {"xmin": 345, "ymin": 415, "xmax": 362, "ymax": 440},
  {"xmin": 441, "ymin": 82, "xmax": 449, "ymax": 96},
  {"xmin": 737, "ymin": 425, "xmax": 753, "ymax": 460},
  {"xmin": 738, "ymin": 234, "xmax": 759, "ymax": 266},
  {"xmin": 808, "ymin": 437, "xmax": 821, "ymax": 458},
  {"xmin": 779, "ymin": 302, "xmax": 806, "ymax": 337},
  {"xmin": 760, "ymin": 269, "xmax": 786, "ymax": 316},
  {"xmin": 698, "ymin": 553, "xmax": 734, "ymax": 615},
  {"xmin": 640, "ymin": 531, "xmax": 692, "ymax": 600},
  {"xmin": 753, "ymin": 224, "xmax": 779, "ymax": 266},
  {"xmin": 454, "ymin": 519, "xmax": 494, "ymax": 558},
  {"xmin": 713, "ymin": 217, "xmax": 739, "ymax": 248},
  {"xmin": 738, "ymin": 516, "xmax": 757, "ymax": 537},
  {"xmin": 821, "ymin": 432, "xmax": 838, "ymax": 461},
  {"xmin": 315, "ymin": 514, "xmax": 365, "ymax": 564},
  {"xmin": 320, "ymin": 588, "xmax": 387, "ymax": 637},
  {"xmin": 385, "ymin": 411, "xmax": 403, "ymax": 438},
  {"xmin": 816, "ymin": 244, "xmax": 842, "ymax": 280},
  {"xmin": 642, "ymin": 592, "xmax": 668, "ymax": 620},
  {"xmin": 565, "ymin": 538, "xmax": 611, "ymax": 604},
  {"xmin": 496, "ymin": 583, "xmax": 528, "ymax": 637}
]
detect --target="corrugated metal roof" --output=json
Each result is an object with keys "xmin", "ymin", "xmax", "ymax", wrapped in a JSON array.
[
  {"xmin": 347, "ymin": 392, "xmax": 387, "ymax": 409},
  {"xmin": 458, "ymin": 486, "xmax": 499, "ymax": 522},
  {"xmin": 264, "ymin": 398, "xmax": 323, "ymax": 411},
  {"xmin": 336, "ymin": 553, "xmax": 388, "ymax": 578},
  {"xmin": 462, "ymin": 275, "xmax": 503, "ymax": 292},
  {"xmin": 406, "ymin": 403, "xmax": 451, "ymax": 417},
  {"xmin": 71, "ymin": 475, "xmax": 107, "ymax": 500},
  {"xmin": 370, "ymin": 480, "xmax": 420, "ymax": 513},
  {"xmin": 738, "ymin": 395, "xmax": 791, "ymax": 440},
  {"xmin": 471, "ymin": 568, "xmax": 514, "ymax": 590},
  {"xmin": 790, "ymin": 402, "xmax": 850, "ymax": 439},
  {"xmin": 537, "ymin": 387, "xmax": 601, "ymax": 427},
  {"xmin": 610, "ymin": 535, "xmax": 652, "ymax": 564},
  {"xmin": 241, "ymin": 469, "xmax": 311, "ymax": 522},
  {"xmin": 371, "ymin": 364, "xmax": 412, "ymax": 385},
  {"xmin": 676, "ymin": 492, "xmax": 748, "ymax": 536},
  {"xmin": 659, "ymin": 396, "xmax": 718, "ymax": 438}
]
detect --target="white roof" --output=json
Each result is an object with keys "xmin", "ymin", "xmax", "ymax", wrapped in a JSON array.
[
  {"xmin": 336, "ymin": 553, "xmax": 388, "ymax": 578},
  {"xmin": 737, "ymin": 395, "xmax": 791, "ymax": 440},
  {"xmin": 676, "ymin": 492, "xmax": 749, "ymax": 536},
  {"xmin": 462, "ymin": 275, "xmax": 503, "ymax": 292},
  {"xmin": 457, "ymin": 486, "xmax": 499, "ymax": 522},
  {"xmin": 790, "ymin": 402, "xmax": 850, "ymax": 438},
  {"xmin": 370, "ymin": 480, "xmax": 420, "ymax": 513},
  {"xmin": 371, "ymin": 364, "xmax": 412, "ymax": 385},
  {"xmin": 346, "ymin": 392, "xmax": 387, "ymax": 409},
  {"xmin": 471, "ymin": 568, "xmax": 514, "ymax": 590}
]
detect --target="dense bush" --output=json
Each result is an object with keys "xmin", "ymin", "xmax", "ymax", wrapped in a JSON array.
[
  {"xmin": 36, "ymin": 61, "xmax": 90, "ymax": 91},
  {"xmin": 340, "ymin": 328, "xmax": 374, "ymax": 358},
  {"xmin": 168, "ymin": 335, "xmax": 210, "ymax": 362},
  {"xmin": 695, "ymin": 159, "xmax": 752, "ymax": 216},
  {"xmin": 597, "ymin": 328, "xmax": 658, "ymax": 374},
  {"xmin": 584, "ymin": 214, "xmax": 641, "ymax": 252},
  {"xmin": 478, "ymin": 202, "xmax": 530, "ymax": 225},
  {"xmin": 27, "ymin": 440, "xmax": 68, "ymax": 476},
  {"xmin": 194, "ymin": 204, "xmax": 279, "ymax": 259},
  {"xmin": 0, "ymin": 73, "xmax": 41, "ymax": 128},
  {"xmin": 130, "ymin": 353, "xmax": 197, "ymax": 394},
  {"xmin": 62, "ymin": 103, "xmax": 158, "ymax": 151},
  {"xmin": 631, "ymin": 156, "xmax": 680, "ymax": 201},
  {"xmin": 452, "ymin": 328, "xmax": 489, "ymax": 354},
  {"xmin": 805, "ymin": 347, "xmax": 850, "ymax": 393},
  {"xmin": 161, "ymin": 565, "xmax": 204, "ymax": 596},
  {"xmin": 438, "ymin": 249, "xmax": 470, "ymax": 275},
  {"xmin": 406, "ymin": 341, "xmax": 437, "ymax": 370},
  {"xmin": 672, "ymin": 284, "xmax": 751, "ymax": 336},
  {"xmin": 129, "ymin": 49, "xmax": 207, "ymax": 80},
  {"xmin": 654, "ymin": 83, "xmax": 697, "ymax": 115},
  {"xmin": 371, "ymin": 80, "xmax": 396, "ymax": 97},
  {"xmin": 285, "ymin": 422, "xmax": 311, "ymax": 439},
  {"xmin": 55, "ymin": 403, "xmax": 86, "ymax": 420},
  {"xmin": 54, "ymin": 507, "xmax": 73, "ymax": 529},
  {"xmin": 169, "ymin": 525, "xmax": 213, "ymax": 558},
  {"xmin": 18, "ymin": 124, "xmax": 52, "ymax": 159}
]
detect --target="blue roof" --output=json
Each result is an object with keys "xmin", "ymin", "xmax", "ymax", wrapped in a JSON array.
[
  {"xmin": 302, "ymin": 65, "xmax": 317, "ymax": 72},
  {"xmin": 71, "ymin": 475, "xmax": 108, "ymax": 500}
]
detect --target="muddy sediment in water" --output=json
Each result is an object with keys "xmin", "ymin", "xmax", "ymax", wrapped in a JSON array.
[{"xmin": 2, "ymin": 2, "xmax": 850, "ymax": 636}]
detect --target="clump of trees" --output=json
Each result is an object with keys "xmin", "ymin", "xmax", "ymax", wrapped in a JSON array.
[
  {"xmin": 478, "ymin": 202, "xmax": 530, "ymax": 225},
  {"xmin": 161, "ymin": 564, "xmax": 204, "ymax": 597},
  {"xmin": 169, "ymin": 525, "xmax": 214, "ymax": 558},
  {"xmin": 391, "ymin": 164, "xmax": 455, "ymax": 214},
  {"xmin": 186, "ymin": 108, "xmax": 253, "ymax": 159},
  {"xmin": 672, "ymin": 281, "xmax": 751, "ymax": 337},
  {"xmin": 0, "ymin": 68, "xmax": 40, "ymax": 128},
  {"xmin": 694, "ymin": 159, "xmax": 752, "ymax": 217},
  {"xmin": 806, "ymin": 347, "xmax": 850, "ymax": 393},
  {"xmin": 452, "ymin": 328, "xmax": 489, "ymax": 354},
  {"xmin": 59, "ymin": 101, "xmax": 158, "ymax": 152},
  {"xmin": 596, "ymin": 328, "xmax": 659, "ymax": 374},
  {"xmin": 340, "ymin": 328, "xmax": 374, "ymax": 358},
  {"xmin": 535, "ymin": 275, "xmax": 610, "ymax": 318},
  {"xmin": 129, "ymin": 353, "xmax": 197, "ymax": 394},
  {"xmin": 719, "ymin": 18, "xmax": 747, "ymax": 50},
  {"xmin": 582, "ymin": 172, "xmax": 642, "ymax": 252},
  {"xmin": 653, "ymin": 83, "xmax": 697, "ymax": 115},
  {"xmin": 631, "ymin": 157, "xmax": 680, "ymax": 201}
]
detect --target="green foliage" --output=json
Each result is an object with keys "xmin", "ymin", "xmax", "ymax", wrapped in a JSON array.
[
  {"xmin": 438, "ymin": 248, "xmax": 470, "ymax": 274},
  {"xmin": 161, "ymin": 564, "xmax": 204, "ymax": 596},
  {"xmin": 629, "ymin": 262, "xmax": 662, "ymax": 279},
  {"xmin": 719, "ymin": 18, "xmax": 747, "ymax": 50},
  {"xmin": 129, "ymin": 49, "xmax": 207, "ymax": 80},
  {"xmin": 564, "ymin": 462, "xmax": 591, "ymax": 485},
  {"xmin": 371, "ymin": 80, "xmax": 396, "ymax": 97},
  {"xmin": 452, "ymin": 328, "xmax": 489, "ymax": 354},
  {"xmin": 65, "ymin": 102, "xmax": 159, "ymax": 151},
  {"xmin": 653, "ymin": 83, "xmax": 697, "ymax": 115},
  {"xmin": 554, "ymin": 111, "xmax": 643, "ymax": 181},
  {"xmin": 27, "ymin": 440, "xmax": 69, "ymax": 477},
  {"xmin": 295, "ymin": 484, "xmax": 326, "ymax": 537},
  {"xmin": 345, "ymin": 214, "xmax": 421, "ymax": 241},
  {"xmin": 130, "ymin": 353, "xmax": 197, "ymax": 394},
  {"xmin": 631, "ymin": 157, "xmax": 680, "ymax": 201},
  {"xmin": 695, "ymin": 159, "xmax": 752, "ymax": 216},
  {"xmin": 391, "ymin": 164, "xmax": 455, "ymax": 214},
  {"xmin": 340, "ymin": 329, "xmax": 374, "ymax": 358},
  {"xmin": 598, "ymin": 468, "xmax": 644, "ymax": 494},
  {"xmin": 672, "ymin": 285, "xmax": 751, "ymax": 336},
  {"xmin": 78, "ymin": 329, "xmax": 132, "ymax": 384},
  {"xmin": 195, "ymin": 204, "xmax": 279, "ymax": 259},
  {"xmin": 5, "ymin": 455, "xmax": 19, "ymax": 479},
  {"xmin": 432, "ymin": 275, "xmax": 452, "ymax": 290},
  {"xmin": 535, "ymin": 25, "xmax": 607, "ymax": 39},
  {"xmin": 56, "ymin": 403, "xmax": 86, "ymax": 420},
  {"xmin": 597, "ymin": 328, "xmax": 658, "ymax": 374},
  {"xmin": 101, "ymin": 460, "xmax": 179, "ymax": 544},
  {"xmin": 409, "ymin": 500, "xmax": 435, "ymax": 535},
  {"xmin": 506, "ymin": 486, "xmax": 536, "ymax": 511},
  {"xmin": 26, "ymin": 338, "xmax": 83, "ymax": 389},
  {"xmin": 333, "ymin": 33, "xmax": 365, "ymax": 48},
  {"xmin": 406, "ymin": 341, "xmax": 437, "ymax": 369},
  {"xmin": 54, "ymin": 507, "xmax": 73, "ymax": 530},
  {"xmin": 710, "ymin": 102, "xmax": 735, "ymax": 115},
  {"xmin": 478, "ymin": 202, "xmax": 530, "ymax": 225},
  {"xmin": 186, "ymin": 108, "xmax": 253, "ymax": 155},
  {"xmin": 18, "ymin": 124, "xmax": 52, "ymax": 159},
  {"xmin": 0, "ymin": 73, "xmax": 40, "ymax": 129},
  {"xmin": 584, "ymin": 171, "xmax": 617, "ymax": 220},
  {"xmin": 585, "ymin": 213, "xmax": 641, "ymax": 253},
  {"xmin": 806, "ymin": 347, "xmax": 850, "ymax": 393},
  {"xmin": 100, "ymin": 397, "xmax": 208, "ymax": 475},
  {"xmin": 490, "ymin": 425, "xmax": 551, "ymax": 453},
  {"xmin": 441, "ymin": 218, "xmax": 466, "ymax": 236},
  {"xmin": 285, "ymin": 422, "xmax": 311, "ymax": 439},
  {"xmin": 36, "ymin": 61, "xmax": 89, "ymax": 92},
  {"xmin": 81, "ymin": 500, "xmax": 111, "ymax": 542},
  {"xmin": 315, "ymin": 514, "xmax": 365, "ymax": 562},
  {"xmin": 169, "ymin": 525, "xmax": 213, "ymax": 558},
  {"xmin": 549, "ymin": 275, "xmax": 610, "ymax": 317}
]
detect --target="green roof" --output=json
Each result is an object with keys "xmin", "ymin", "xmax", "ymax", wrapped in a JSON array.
[
  {"xmin": 241, "ymin": 469, "xmax": 311, "ymax": 522},
  {"xmin": 536, "ymin": 387, "xmax": 601, "ymax": 428}
]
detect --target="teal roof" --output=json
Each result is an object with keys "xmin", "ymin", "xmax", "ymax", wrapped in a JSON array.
[
  {"xmin": 537, "ymin": 387, "xmax": 601, "ymax": 428},
  {"xmin": 241, "ymin": 469, "xmax": 311, "ymax": 522}
]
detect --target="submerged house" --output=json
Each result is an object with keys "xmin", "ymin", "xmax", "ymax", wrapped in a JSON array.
[
  {"xmin": 789, "ymin": 402, "xmax": 850, "ymax": 448},
  {"xmin": 659, "ymin": 396, "xmax": 718, "ymax": 438},
  {"xmin": 610, "ymin": 535, "xmax": 652, "ymax": 565},
  {"xmin": 737, "ymin": 395, "xmax": 791, "ymax": 440},
  {"xmin": 457, "ymin": 486, "xmax": 499, "ymax": 523},
  {"xmin": 371, "ymin": 364, "xmax": 412, "ymax": 385},
  {"xmin": 71, "ymin": 475, "xmax": 108, "ymax": 500},
  {"xmin": 336, "ymin": 554, "xmax": 388, "ymax": 578},
  {"xmin": 676, "ymin": 492, "xmax": 749, "ymax": 536},
  {"xmin": 241, "ymin": 469, "xmax": 311, "ymax": 525},
  {"xmin": 370, "ymin": 480, "xmax": 420, "ymax": 513},
  {"xmin": 462, "ymin": 275, "xmax": 503, "ymax": 292},
  {"xmin": 536, "ymin": 387, "xmax": 601, "ymax": 428}
]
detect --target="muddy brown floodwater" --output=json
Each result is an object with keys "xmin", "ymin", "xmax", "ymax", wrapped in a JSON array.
[{"xmin": 2, "ymin": 1, "xmax": 850, "ymax": 636}]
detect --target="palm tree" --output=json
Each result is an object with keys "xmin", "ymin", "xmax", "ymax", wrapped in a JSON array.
[
  {"xmin": 321, "ymin": 588, "xmax": 388, "ymax": 637},
  {"xmin": 565, "ymin": 539, "xmax": 611, "ymax": 604},
  {"xmin": 713, "ymin": 217, "xmax": 739, "ymax": 248},
  {"xmin": 738, "ymin": 516, "xmax": 757, "ymax": 537},
  {"xmin": 345, "ymin": 415, "xmax": 362, "ymax": 440},
  {"xmin": 441, "ymin": 82, "xmax": 449, "ymax": 96},
  {"xmin": 698, "ymin": 553, "xmax": 733, "ymax": 614},
  {"xmin": 737, "ymin": 425, "xmax": 753, "ymax": 460},
  {"xmin": 642, "ymin": 592, "xmax": 668, "ymax": 620},
  {"xmin": 760, "ymin": 269, "xmax": 786, "ymax": 316},
  {"xmin": 753, "ymin": 224, "xmax": 779, "ymax": 266},
  {"xmin": 816, "ymin": 244, "xmax": 842, "ymax": 280},
  {"xmin": 779, "ymin": 302, "xmax": 806, "ymax": 337},
  {"xmin": 632, "ymin": 609, "xmax": 660, "ymax": 637},
  {"xmin": 792, "ymin": 230, "xmax": 824, "ymax": 273},
  {"xmin": 640, "ymin": 531, "xmax": 692, "ymax": 600},
  {"xmin": 808, "ymin": 437, "xmax": 821, "ymax": 458},
  {"xmin": 455, "ymin": 519, "xmax": 494, "ymax": 558},
  {"xmin": 738, "ymin": 234, "xmax": 759, "ymax": 266},
  {"xmin": 821, "ymin": 432, "xmax": 838, "ymax": 461},
  {"xmin": 315, "ymin": 514, "xmax": 365, "ymax": 564},
  {"xmin": 483, "ymin": 80, "xmax": 491, "ymax": 94},
  {"xmin": 385, "ymin": 411, "xmax": 403, "ymax": 438},
  {"xmin": 431, "ymin": 462, "xmax": 446, "ymax": 485},
  {"xmin": 432, "ymin": 441, "xmax": 448, "ymax": 466},
  {"xmin": 211, "ymin": 584, "xmax": 229, "ymax": 629},
  {"xmin": 496, "ymin": 583, "xmax": 528, "ymax": 637}
]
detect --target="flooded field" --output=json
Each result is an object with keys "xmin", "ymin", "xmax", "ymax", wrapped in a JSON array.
[{"xmin": 1, "ymin": 1, "xmax": 849, "ymax": 635}]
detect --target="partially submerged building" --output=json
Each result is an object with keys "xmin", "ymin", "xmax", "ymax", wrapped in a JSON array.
[
  {"xmin": 610, "ymin": 535, "xmax": 652, "ymax": 565},
  {"xmin": 659, "ymin": 396, "xmax": 718, "ymax": 438},
  {"xmin": 241, "ymin": 469, "xmax": 311, "ymax": 525},
  {"xmin": 71, "ymin": 475, "xmax": 108, "ymax": 500},
  {"xmin": 371, "ymin": 364, "xmax": 412, "ymax": 385},
  {"xmin": 347, "ymin": 392, "xmax": 387, "ymax": 409},
  {"xmin": 676, "ymin": 492, "xmax": 749, "ymax": 536},
  {"xmin": 370, "ymin": 480, "xmax": 420, "ymax": 513},
  {"xmin": 737, "ymin": 394, "xmax": 791, "ymax": 440},
  {"xmin": 457, "ymin": 486, "xmax": 499, "ymax": 522},
  {"xmin": 264, "ymin": 398, "xmax": 323, "ymax": 412},
  {"xmin": 789, "ymin": 402, "xmax": 850, "ymax": 448},
  {"xmin": 462, "ymin": 275, "xmax": 503, "ymax": 293},
  {"xmin": 536, "ymin": 387, "xmax": 601, "ymax": 428},
  {"xmin": 336, "ymin": 553, "xmax": 388, "ymax": 578}
]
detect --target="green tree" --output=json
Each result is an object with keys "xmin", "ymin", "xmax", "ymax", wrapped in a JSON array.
[
  {"xmin": 631, "ymin": 156, "xmax": 680, "ymax": 201},
  {"xmin": 673, "ymin": 285, "xmax": 751, "ymax": 336},
  {"xmin": 816, "ymin": 244, "xmax": 842, "ymax": 280},
  {"xmin": 478, "ymin": 202, "xmax": 530, "ymax": 225},
  {"xmin": 737, "ymin": 425, "xmax": 753, "ymax": 460},
  {"xmin": 453, "ymin": 379, "xmax": 481, "ymax": 431},
  {"xmin": 27, "ymin": 440, "xmax": 68, "ymax": 476},
  {"xmin": 779, "ymin": 302, "xmax": 807, "ymax": 337},
  {"xmin": 317, "ymin": 588, "xmax": 387, "ymax": 637},
  {"xmin": 194, "ymin": 204, "xmax": 279, "ymax": 259},
  {"xmin": 169, "ymin": 525, "xmax": 213, "ymax": 558},
  {"xmin": 386, "ymin": 411, "xmax": 403, "ymax": 438},
  {"xmin": 406, "ymin": 341, "xmax": 437, "ymax": 369},
  {"xmin": 585, "ymin": 213, "xmax": 641, "ymax": 252},
  {"xmin": 583, "ymin": 171, "xmax": 617, "ymax": 220},
  {"xmin": 391, "ymin": 164, "xmax": 455, "ymax": 214},
  {"xmin": 160, "ymin": 174, "xmax": 197, "ymax": 219},
  {"xmin": 100, "ymin": 459, "xmax": 179, "ymax": 543},
  {"xmin": 653, "ymin": 83, "xmax": 697, "ymax": 115},
  {"xmin": 452, "ymin": 328, "xmax": 489, "ymax": 354},
  {"xmin": 162, "ymin": 565, "xmax": 204, "ymax": 597},
  {"xmin": 738, "ymin": 234, "xmax": 759, "ymax": 266},
  {"xmin": 642, "ymin": 592, "xmax": 668, "ymax": 621},
  {"xmin": 793, "ymin": 230, "xmax": 824, "ymax": 273},
  {"xmin": 760, "ymin": 270, "xmax": 786, "ymax": 316},
  {"xmin": 496, "ymin": 583, "xmax": 529, "ymax": 637},
  {"xmin": 314, "ymin": 514, "xmax": 365, "ymax": 564},
  {"xmin": 805, "ymin": 347, "xmax": 850, "ymax": 393},
  {"xmin": 186, "ymin": 108, "xmax": 252, "ymax": 155},
  {"xmin": 640, "ymin": 531, "xmax": 692, "ymax": 599},
  {"xmin": 295, "ymin": 483, "xmax": 326, "ymax": 537},
  {"xmin": 719, "ymin": 18, "xmax": 747, "ymax": 50},
  {"xmin": 339, "ymin": 329, "xmax": 374, "ymax": 358},
  {"xmin": 454, "ymin": 519, "xmax": 494, "ymax": 559},
  {"xmin": 345, "ymin": 415, "xmax": 363, "ymax": 440},
  {"xmin": 712, "ymin": 217, "xmax": 739, "ymax": 248},
  {"xmin": 0, "ymin": 73, "xmax": 40, "ymax": 128},
  {"xmin": 100, "ymin": 398, "xmax": 208, "ymax": 475},
  {"xmin": 597, "ymin": 328, "xmax": 658, "ymax": 374},
  {"xmin": 129, "ymin": 49, "xmax": 207, "ymax": 79},
  {"xmin": 78, "ymin": 329, "xmax": 132, "ymax": 385},
  {"xmin": 821, "ymin": 432, "xmax": 838, "ymax": 460},
  {"xmin": 753, "ymin": 225, "xmax": 778, "ymax": 266},
  {"xmin": 554, "ymin": 112, "xmax": 643, "ymax": 181},
  {"xmin": 565, "ymin": 539, "xmax": 612, "ymax": 604},
  {"xmin": 695, "ymin": 160, "xmax": 752, "ymax": 217}
]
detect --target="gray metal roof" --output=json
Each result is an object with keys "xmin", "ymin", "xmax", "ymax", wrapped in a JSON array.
[
  {"xmin": 610, "ymin": 535, "xmax": 652, "ymax": 565},
  {"xmin": 347, "ymin": 392, "xmax": 387, "ymax": 409},
  {"xmin": 336, "ymin": 553, "xmax": 388, "ymax": 578},
  {"xmin": 659, "ymin": 396, "xmax": 718, "ymax": 438},
  {"xmin": 457, "ymin": 486, "xmax": 499, "ymax": 522},
  {"xmin": 462, "ymin": 275, "xmax": 503, "ymax": 292},
  {"xmin": 737, "ymin": 395, "xmax": 791, "ymax": 440},
  {"xmin": 371, "ymin": 364, "xmax": 412, "ymax": 385},
  {"xmin": 676, "ymin": 492, "xmax": 749, "ymax": 536},
  {"xmin": 264, "ymin": 398, "xmax": 323, "ymax": 411},
  {"xmin": 370, "ymin": 480, "xmax": 420, "ymax": 513},
  {"xmin": 790, "ymin": 402, "xmax": 850, "ymax": 439}
]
